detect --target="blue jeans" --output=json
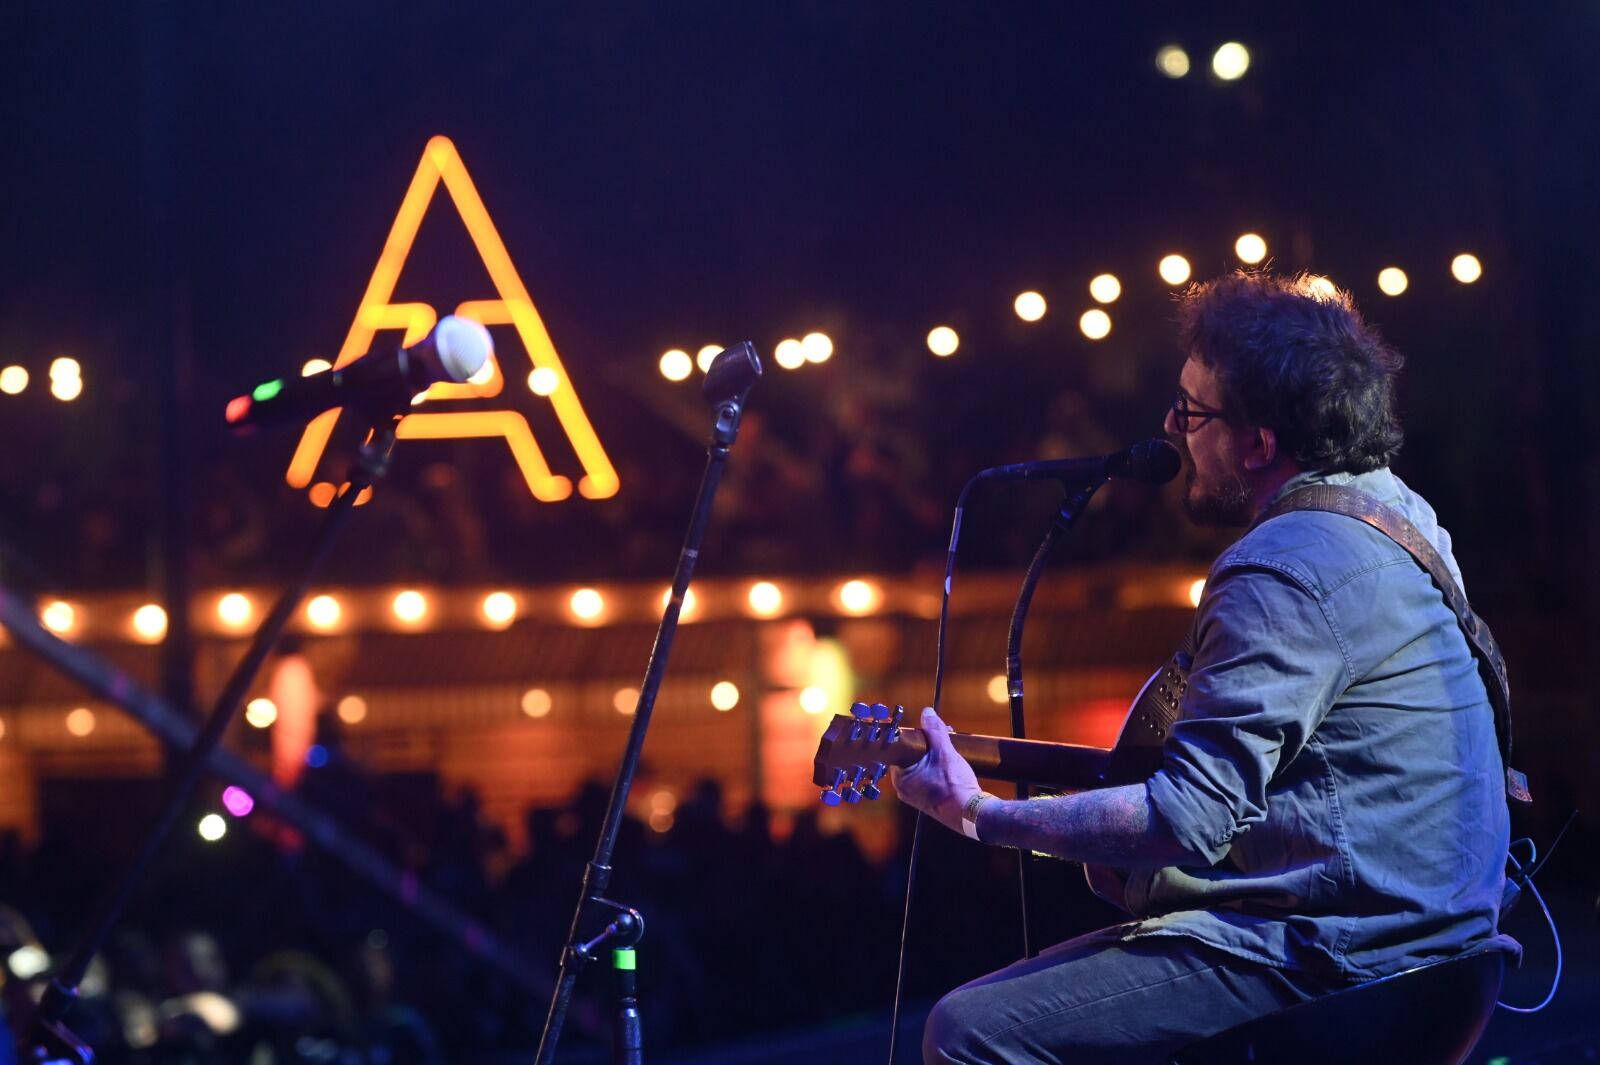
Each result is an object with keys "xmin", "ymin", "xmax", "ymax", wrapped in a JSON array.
[{"xmin": 923, "ymin": 924, "xmax": 1334, "ymax": 1064}]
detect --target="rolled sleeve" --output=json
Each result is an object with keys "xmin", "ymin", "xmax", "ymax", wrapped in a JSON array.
[{"xmin": 1146, "ymin": 562, "xmax": 1351, "ymax": 866}]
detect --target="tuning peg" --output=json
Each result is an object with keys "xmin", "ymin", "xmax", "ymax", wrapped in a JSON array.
[
  {"xmin": 862, "ymin": 762, "xmax": 888, "ymax": 800},
  {"xmin": 871, "ymin": 702, "xmax": 891, "ymax": 721},
  {"xmin": 851, "ymin": 701, "xmax": 873, "ymax": 719},
  {"xmin": 820, "ymin": 768, "xmax": 846, "ymax": 806},
  {"xmin": 887, "ymin": 705, "xmax": 905, "ymax": 742},
  {"xmin": 843, "ymin": 765, "xmax": 867, "ymax": 804}
]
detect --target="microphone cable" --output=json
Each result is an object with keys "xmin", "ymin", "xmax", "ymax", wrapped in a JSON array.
[{"xmin": 887, "ymin": 475, "xmax": 978, "ymax": 1064}]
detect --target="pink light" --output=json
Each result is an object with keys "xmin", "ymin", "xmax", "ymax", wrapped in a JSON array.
[{"xmin": 221, "ymin": 786, "xmax": 255, "ymax": 817}]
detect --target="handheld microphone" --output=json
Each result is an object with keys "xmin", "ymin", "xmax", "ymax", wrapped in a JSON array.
[
  {"xmin": 975, "ymin": 438, "xmax": 1181, "ymax": 486},
  {"xmin": 224, "ymin": 316, "xmax": 493, "ymax": 431}
]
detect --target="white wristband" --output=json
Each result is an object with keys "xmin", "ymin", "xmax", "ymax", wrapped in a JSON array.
[{"xmin": 960, "ymin": 791, "xmax": 993, "ymax": 841}]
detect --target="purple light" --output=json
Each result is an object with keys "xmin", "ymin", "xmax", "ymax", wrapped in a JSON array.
[{"xmin": 221, "ymin": 786, "xmax": 254, "ymax": 817}]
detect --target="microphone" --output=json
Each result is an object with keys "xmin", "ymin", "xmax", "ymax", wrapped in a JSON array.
[
  {"xmin": 975, "ymin": 438, "xmax": 1181, "ymax": 486},
  {"xmin": 224, "ymin": 316, "xmax": 493, "ymax": 430}
]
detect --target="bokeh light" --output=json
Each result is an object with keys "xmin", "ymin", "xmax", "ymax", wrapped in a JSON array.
[
  {"xmin": 305, "ymin": 595, "xmax": 341, "ymax": 631},
  {"xmin": 1235, "ymin": 233, "xmax": 1268, "ymax": 263},
  {"xmin": 51, "ymin": 375, "xmax": 83, "ymax": 401},
  {"xmin": 521, "ymin": 688, "xmax": 553, "ymax": 718},
  {"xmin": 1377, "ymin": 267, "xmax": 1409, "ymax": 296},
  {"xmin": 747, "ymin": 581, "xmax": 783, "ymax": 617},
  {"xmin": 926, "ymin": 326, "xmax": 959, "ymax": 357},
  {"xmin": 337, "ymin": 695, "xmax": 368, "ymax": 724},
  {"xmin": 50, "ymin": 357, "xmax": 80, "ymax": 380},
  {"xmin": 0, "ymin": 366, "xmax": 27, "ymax": 395},
  {"xmin": 198, "ymin": 814, "xmax": 227, "ymax": 842},
  {"xmin": 1188, "ymin": 578, "xmax": 1207, "ymax": 607},
  {"xmin": 836, "ymin": 579, "xmax": 881, "ymax": 616},
  {"xmin": 1013, "ymin": 291, "xmax": 1047, "ymax": 322},
  {"xmin": 221, "ymin": 786, "xmax": 255, "ymax": 817},
  {"xmin": 659, "ymin": 586, "xmax": 698, "ymax": 620},
  {"xmin": 613, "ymin": 687, "xmax": 639, "ymax": 715},
  {"xmin": 244, "ymin": 698, "xmax": 278, "ymax": 729},
  {"xmin": 987, "ymin": 674, "xmax": 1009, "ymax": 704},
  {"xmin": 527, "ymin": 367, "xmax": 559, "ymax": 395},
  {"xmin": 798, "ymin": 686, "xmax": 830, "ymax": 715},
  {"xmin": 710, "ymin": 681, "xmax": 740, "ymax": 711},
  {"xmin": 41, "ymin": 600, "xmax": 77, "ymax": 636},
  {"xmin": 481, "ymin": 591, "xmax": 518, "ymax": 629},
  {"xmin": 801, "ymin": 332, "xmax": 833, "ymax": 364},
  {"xmin": 1212, "ymin": 42, "xmax": 1251, "ymax": 80},
  {"xmin": 1451, "ymin": 254, "xmax": 1483, "ymax": 283},
  {"xmin": 65, "ymin": 707, "xmax": 96, "ymax": 737},
  {"xmin": 1079, "ymin": 309, "xmax": 1112, "ymax": 340},
  {"xmin": 1306, "ymin": 275, "xmax": 1338, "ymax": 299},
  {"xmin": 301, "ymin": 358, "xmax": 332, "ymax": 377},
  {"xmin": 773, "ymin": 339, "xmax": 806, "ymax": 370},
  {"xmin": 1089, "ymin": 274, "xmax": 1121, "ymax": 304},
  {"xmin": 1155, "ymin": 45, "xmax": 1191, "ymax": 78},
  {"xmin": 217, "ymin": 592, "xmax": 253, "ymax": 629},
  {"xmin": 569, "ymin": 587, "xmax": 605, "ymax": 623},
  {"xmin": 391, "ymin": 590, "xmax": 428, "ymax": 626},
  {"xmin": 696, "ymin": 345, "xmax": 723, "ymax": 373},
  {"xmin": 1159, "ymin": 255, "xmax": 1192, "ymax": 285},
  {"xmin": 658, "ymin": 349, "xmax": 692, "ymax": 382},
  {"xmin": 131, "ymin": 604, "xmax": 167, "ymax": 643}
]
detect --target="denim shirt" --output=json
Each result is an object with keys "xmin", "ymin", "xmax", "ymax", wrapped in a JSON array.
[{"xmin": 1118, "ymin": 467, "xmax": 1518, "ymax": 981}]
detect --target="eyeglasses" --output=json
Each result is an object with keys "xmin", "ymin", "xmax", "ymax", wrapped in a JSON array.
[{"xmin": 1170, "ymin": 390, "xmax": 1227, "ymax": 433}]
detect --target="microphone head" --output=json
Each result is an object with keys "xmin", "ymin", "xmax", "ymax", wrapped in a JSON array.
[
  {"xmin": 1108, "ymin": 438, "xmax": 1182, "ymax": 485},
  {"xmin": 432, "ymin": 316, "xmax": 493, "ymax": 383}
]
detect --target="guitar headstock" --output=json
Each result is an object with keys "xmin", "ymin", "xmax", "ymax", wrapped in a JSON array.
[{"xmin": 811, "ymin": 702, "xmax": 926, "ymax": 806}]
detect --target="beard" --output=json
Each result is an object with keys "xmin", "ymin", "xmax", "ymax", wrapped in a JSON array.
[{"xmin": 1178, "ymin": 445, "xmax": 1254, "ymax": 528}]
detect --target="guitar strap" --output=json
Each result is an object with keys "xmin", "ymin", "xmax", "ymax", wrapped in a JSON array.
[{"xmin": 1254, "ymin": 484, "xmax": 1531, "ymax": 804}]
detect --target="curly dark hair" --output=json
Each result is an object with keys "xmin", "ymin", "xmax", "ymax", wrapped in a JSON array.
[{"xmin": 1176, "ymin": 271, "xmax": 1404, "ymax": 474}]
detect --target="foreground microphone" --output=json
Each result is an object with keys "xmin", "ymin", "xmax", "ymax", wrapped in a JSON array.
[
  {"xmin": 976, "ymin": 438, "xmax": 1181, "ymax": 486},
  {"xmin": 224, "ymin": 316, "xmax": 493, "ymax": 430}
]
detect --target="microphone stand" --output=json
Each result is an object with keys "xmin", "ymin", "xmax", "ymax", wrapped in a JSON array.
[
  {"xmin": 535, "ymin": 343, "xmax": 761, "ymax": 1065},
  {"xmin": 18, "ymin": 413, "xmax": 403, "ymax": 1065},
  {"xmin": 1003, "ymin": 476, "xmax": 1103, "ymax": 959}
]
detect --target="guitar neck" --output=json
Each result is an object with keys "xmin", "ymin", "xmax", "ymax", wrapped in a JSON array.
[{"xmin": 946, "ymin": 730, "xmax": 1114, "ymax": 790}]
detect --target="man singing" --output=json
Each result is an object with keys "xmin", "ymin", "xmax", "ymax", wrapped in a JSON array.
[{"xmin": 894, "ymin": 271, "xmax": 1519, "ymax": 1064}]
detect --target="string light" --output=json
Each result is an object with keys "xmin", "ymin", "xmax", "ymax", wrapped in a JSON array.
[
  {"xmin": 1234, "ymin": 233, "xmax": 1268, "ymax": 264},
  {"xmin": 747, "ymin": 581, "xmax": 783, "ymax": 617},
  {"xmin": 217, "ymin": 593, "xmax": 253, "ymax": 629},
  {"xmin": 41, "ymin": 600, "xmax": 77, "ymax": 636},
  {"xmin": 391, "ymin": 590, "xmax": 429, "ymax": 626},
  {"xmin": 1188, "ymin": 578, "xmax": 1206, "ymax": 607},
  {"xmin": 0, "ymin": 367, "xmax": 27, "ymax": 395},
  {"xmin": 774, "ymin": 339, "xmax": 806, "ymax": 370},
  {"xmin": 926, "ymin": 326, "xmax": 959, "ymax": 357},
  {"xmin": 1451, "ymin": 254, "xmax": 1483, "ymax": 284},
  {"xmin": 613, "ymin": 687, "xmax": 639, "ymax": 715},
  {"xmin": 1306, "ymin": 275, "xmax": 1338, "ymax": 299},
  {"xmin": 244, "ymin": 699, "xmax": 278, "ymax": 728},
  {"xmin": 198, "ymin": 814, "xmax": 227, "ymax": 842},
  {"xmin": 696, "ymin": 345, "xmax": 723, "ymax": 373},
  {"xmin": 660, "ymin": 586, "xmax": 698, "ymax": 620},
  {"xmin": 131, "ymin": 604, "xmax": 167, "ymax": 643},
  {"xmin": 301, "ymin": 359, "xmax": 332, "ymax": 377},
  {"xmin": 51, "ymin": 375, "xmax": 83, "ymax": 402},
  {"xmin": 658, "ymin": 349, "xmax": 692, "ymax": 382},
  {"xmin": 801, "ymin": 332, "xmax": 833, "ymax": 364},
  {"xmin": 1089, "ymin": 274, "xmax": 1121, "ymax": 304},
  {"xmin": 1377, "ymin": 267, "xmax": 1409, "ymax": 296},
  {"xmin": 1212, "ymin": 42, "xmax": 1251, "ymax": 81},
  {"xmin": 1079, "ymin": 309, "xmax": 1112, "ymax": 340},
  {"xmin": 1013, "ymin": 291, "xmax": 1047, "ymax": 322},
  {"xmin": 1155, "ymin": 45, "xmax": 1190, "ymax": 78},
  {"xmin": 987, "ymin": 674, "xmax": 1008, "ymax": 704},
  {"xmin": 481, "ymin": 591, "xmax": 518, "ymax": 629},
  {"xmin": 799, "ymin": 687, "xmax": 830, "ymax": 715},
  {"xmin": 569, "ymin": 588, "xmax": 605, "ymax": 623},
  {"xmin": 521, "ymin": 688, "xmax": 553, "ymax": 718},
  {"xmin": 337, "ymin": 695, "xmax": 368, "ymax": 724},
  {"xmin": 710, "ymin": 681, "xmax": 740, "ymax": 711},
  {"xmin": 305, "ymin": 595, "xmax": 342, "ymax": 631},
  {"xmin": 836, "ymin": 579, "xmax": 881, "ymax": 616},
  {"xmin": 1159, "ymin": 255, "xmax": 1192, "ymax": 285},
  {"xmin": 65, "ymin": 707, "xmax": 96, "ymax": 737}
]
